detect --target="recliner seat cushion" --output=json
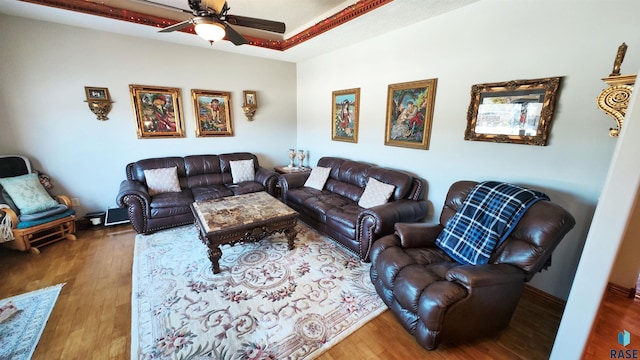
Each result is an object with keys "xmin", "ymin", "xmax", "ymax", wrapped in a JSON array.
[
  {"xmin": 286, "ymin": 187, "xmax": 322, "ymax": 208},
  {"xmin": 149, "ymin": 190, "xmax": 193, "ymax": 208},
  {"xmin": 191, "ymin": 185, "xmax": 233, "ymax": 202},
  {"xmin": 325, "ymin": 205, "xmax": 359, "ymax": 229},
  {"xmin": 226, "ymin": 182, "xmax": 264, "ymax": 195},
  {"xmin": 150, "ymin": 206, "xmax": 191, "ymax": 219}
]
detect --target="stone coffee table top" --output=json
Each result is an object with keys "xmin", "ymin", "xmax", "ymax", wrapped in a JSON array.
[{"xmin": 192, "ymin": 191, "xmax": 297, "ymax": 232}]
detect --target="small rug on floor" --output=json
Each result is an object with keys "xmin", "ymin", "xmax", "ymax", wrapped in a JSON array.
[
  {"xmin": 0, "ymin": 283, "xmax": 64, "ymax": 360},
  {"xmin": 132, "ymin": 223, "xmax": 385, "ymax": 360}
]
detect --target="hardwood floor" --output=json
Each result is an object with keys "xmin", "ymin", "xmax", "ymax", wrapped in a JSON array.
[
  {"xmin": 0, "ymin": 224, "xmax": 627, "ymax": 359},
  {"xmin": 582, "ymin": 290, "xmax": 640, "ymax": 359}
]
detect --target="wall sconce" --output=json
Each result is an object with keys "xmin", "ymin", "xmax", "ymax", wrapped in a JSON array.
[
  {"xmin": 596, "ymin": 43, "xmax": 636, "ymax": 137},
  {"xmin": 242, "ymin": 90, "xmax": 258, "ymax": 121},
  {"xmin": 84, "ymin": 86, "xmax": 114, "ymax": 121}
]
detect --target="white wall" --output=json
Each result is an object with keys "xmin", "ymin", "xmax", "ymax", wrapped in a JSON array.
[
  {"xmin": 296, "ymin": 0, "xmax": 640, "ymax": 299},
  {"xmin": 551, "ymin": 62, "xmax": 640, "ymax": 359},
  {"xmin": 0, "ymin": 15, "xmax": 297, "ymax": 215}
]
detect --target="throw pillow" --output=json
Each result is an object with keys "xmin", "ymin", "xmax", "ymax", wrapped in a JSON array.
[
  {"xmin": 143, "ymin": 167, "xmax": 181, "ymax": 196},
  {"xmin": 358, "ymin": 177, "xmax": 396, "ymax": 208},
  {"xmin": 304, "ymin": 167, "xmax": 331, "ymax": 191},
  {"xmin": 0, "ymin": 173, "xmax": 59, "ymax": 215},
  {"xmin": 230, "ymin": 159, "xmax": 255, "ymax": 184}
]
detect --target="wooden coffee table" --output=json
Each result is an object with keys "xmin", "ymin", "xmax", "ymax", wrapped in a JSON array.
[{"xmin": 191, "ymin": 192, "xmax": 298, "ymax": 274}]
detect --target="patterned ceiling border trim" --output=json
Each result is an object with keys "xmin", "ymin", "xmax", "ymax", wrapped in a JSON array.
[{"xmin": 19, "ymin": 0, "xmax": 394, "ymax": 51}]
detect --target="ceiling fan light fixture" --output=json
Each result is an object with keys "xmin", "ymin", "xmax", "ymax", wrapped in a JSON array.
[{"xmin": 194, "ymin": 21, "xmax": 226, "ymax": 44}]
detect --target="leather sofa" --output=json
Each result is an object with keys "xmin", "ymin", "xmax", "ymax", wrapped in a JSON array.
[
  {"xmin": 279, "ymin": 157, "xmax": 428, "ymax": 261},
  {"xmin": 117, "ymin": 153, "xmax": 278, "ymax": 234},
  {"xmin": 369, "ymin": 180, "xmax": 576, "ymax": 350}
]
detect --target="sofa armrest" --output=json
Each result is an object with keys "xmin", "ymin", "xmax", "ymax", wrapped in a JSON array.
[
  {"xmin": 359, "ymin": 199, "xmax": 429, "ymax": 237},
  {"xmin": 279, "ymin": 172, "xmax": 311, "ymax": 202},
  {"xmin": 394, "ymin": 222, "xmax": 443, "ymax": 248},
  {"xmin": 116, "ymin": 179, "xmax": 152, "ymax": 234},
  {"xmin": 446, "ymin": 264, "xmax": 527, "ymax": 288},
  {"xmin": 117, "ymin": 179, "xmax": 151, "ymax": 206},
  {"xmin": 254, "ymin": 167, "xmax": 279, "ymax": 196}
]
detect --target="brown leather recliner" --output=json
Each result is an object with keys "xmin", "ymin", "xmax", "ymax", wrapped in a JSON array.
[{"xmin": 369, "ymin": 180, "xmax": 576, "ymax": 350}]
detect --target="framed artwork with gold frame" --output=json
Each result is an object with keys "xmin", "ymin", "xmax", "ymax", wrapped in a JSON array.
[
  {"xmin": 85, "ymin": 86, "xmax": 111, "ymax": 101},
  {"xmin": 129, "ymin": 84, "xmax": 185, "ymax": 138},
  {"xmin": 464, "ymin": 77, "xmax": 562, "ymax": 146},
  {"xmin": 192, "ymin": 89, "xmax": 234, "ymax": 137},
  {"xmin": 384, "ymin": 79, "xmax": 438, "ymax": 150},
  {"xmin": 331, "ymin": 88, "xmax": 360, "ymax": 143},
  {"xmin": 243, "ymin": 90, "xmax": 257, "ymax": 107}
]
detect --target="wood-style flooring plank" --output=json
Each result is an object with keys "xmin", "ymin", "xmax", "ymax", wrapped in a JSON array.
[
  {"xmin": 1, "ymin": 224, "xmax": 630, "ymax": 359},
  {"xmin": 582, "ymin": 291, "xmax": 640, "ymax": 359}
]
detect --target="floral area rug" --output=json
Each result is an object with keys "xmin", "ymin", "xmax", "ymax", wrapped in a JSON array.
[
  {"xmin": 0, "ymin": 283, "xmax": 64, "ymax": 360},
  {"xmin": 131, "ymin": 223, "xmax": 385, "ymax": 360}
]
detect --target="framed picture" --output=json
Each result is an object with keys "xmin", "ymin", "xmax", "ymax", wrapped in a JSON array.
[
  {"xmin": 384, "ymin": 79, "xmax": 438, "ymax": 150},
  {"xmin": 331, "ymin": 88, "xmax": 360, "ymax": 143},
  {"xmin": 192, "ymin": 89, "xmax": 234, "ymax": 137},
  {"xmin": 464, "ymin": 77, "xmax": 562, "ymax": 146},
  {"xmin": 243, "ymin": 90, "xmax": 257, "ymax": 107},
  {"xmin": 85, "ymin": 86, "xmax": 110, "ymax": 101},
  {"xmin": 129, "ymin": 85, "xmax": 185, "ymax": 138}
]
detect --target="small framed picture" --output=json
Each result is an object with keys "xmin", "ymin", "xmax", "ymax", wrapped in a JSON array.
[
  {"xmin": 243, "ymin": 90, "xmax": 257, "ymax": 107},
  {"xmin": 192, "ymin": 89, "xmax": 234, "ymax": 137},
  {"xmin": 331, "ymin": 88, "xmax": 360, "ymax": 143},
  {"xmin": 85, "ymin": 86, "xmax": 111, "ymax": 101},
  {"xmin": 129, "ymin": 84, "xmax": 185, "ymax": 138}
]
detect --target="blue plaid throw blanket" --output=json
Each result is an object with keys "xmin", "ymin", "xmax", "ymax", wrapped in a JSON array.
[{"xmin": 435, "ymin": 181, "xmax": 549, "ymax": 265}]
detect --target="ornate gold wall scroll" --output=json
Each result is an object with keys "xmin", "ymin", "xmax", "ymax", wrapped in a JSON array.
[{"xmin": 597, "ymin": 43, "xmax": 636, "ymax": 137}]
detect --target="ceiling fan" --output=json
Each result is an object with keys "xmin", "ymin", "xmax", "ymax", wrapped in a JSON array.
[{"xmin": 141, "ymin": 0, "xmax": 286, "ymax": 45}]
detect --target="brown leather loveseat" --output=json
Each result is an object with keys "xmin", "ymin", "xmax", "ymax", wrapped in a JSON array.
[
  {"xmin": 117, "ymin": 153, "xmax": 278, "ymax": 234},
  {"xmin": 369, "ymin": 180, "xmax": 576, "ymax": 350},
  {"xmin": 279, "ymin": 157, "xmax": 428, "ymax": 261}
]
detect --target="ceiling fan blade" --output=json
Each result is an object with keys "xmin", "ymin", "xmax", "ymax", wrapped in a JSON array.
[
  {"xmin": 226, "ymin": 15, "xmax": 286, "ymax": 34},
  {"xmin": 159, "ymin": 19, "xmax": 194, "ymax": 33},
  {"xmin": 223, "ymin": 24, "xmax": 248, "ymax": 46},
  {"xmin": 201, "ymin": 0, "xmax": 226, "ymax": 14}
]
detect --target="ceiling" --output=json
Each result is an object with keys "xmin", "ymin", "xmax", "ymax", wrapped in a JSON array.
[{"xmin": 0, "ymin": 0, "xmax": 479, "ymax": 63}]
